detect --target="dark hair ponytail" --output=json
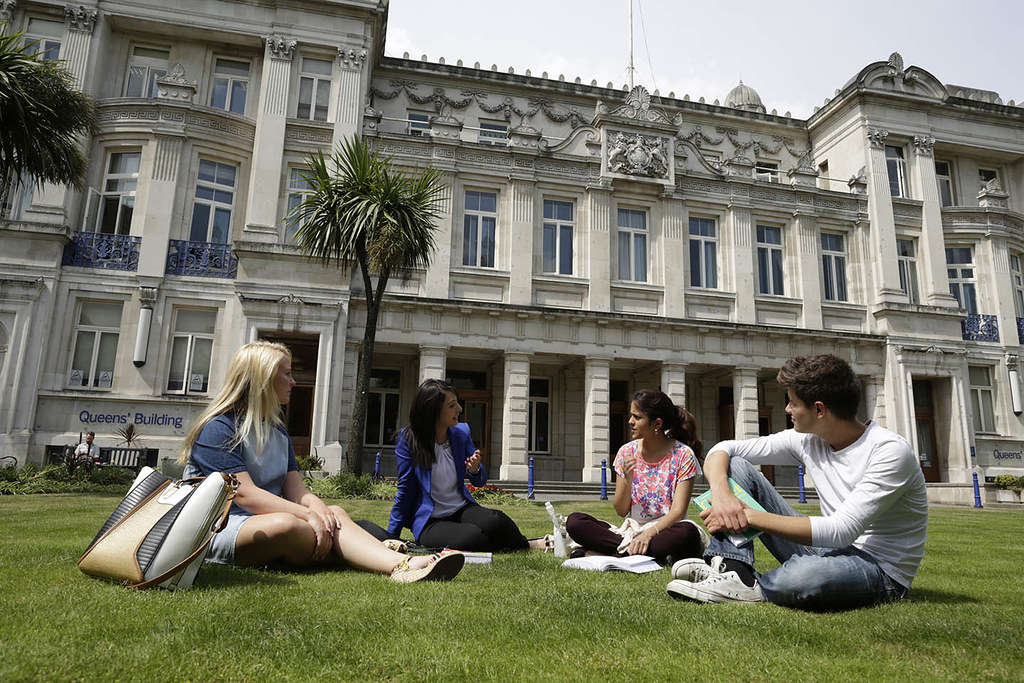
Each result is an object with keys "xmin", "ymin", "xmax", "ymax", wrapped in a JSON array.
[{"xmin": 402, "ymin": 378, "xmax": 458, "ymax": 469}]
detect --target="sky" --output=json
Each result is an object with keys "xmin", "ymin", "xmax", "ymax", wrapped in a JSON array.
[{"xmin": 384, "ymin": 0, "xmax": 1024, "ymax": 120}]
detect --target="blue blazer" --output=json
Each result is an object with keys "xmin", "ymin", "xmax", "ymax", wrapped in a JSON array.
[{"xmin": 387, "ymin": 421, "xmax": 488, "ymax": 539}]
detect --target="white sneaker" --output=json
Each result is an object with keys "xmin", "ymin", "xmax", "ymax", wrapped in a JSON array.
[
  {"xmin": 666, "ymin": 569, "xmax": 765, "ymax": 604},
  {"xmin": 670, "ymin": 555, "xmax": 725, "ymax": 582}
]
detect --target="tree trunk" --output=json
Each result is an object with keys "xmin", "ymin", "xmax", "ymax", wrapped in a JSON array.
[{"xmin": 343, "ymin": 266, "xmax": 388, "ymax": 475}]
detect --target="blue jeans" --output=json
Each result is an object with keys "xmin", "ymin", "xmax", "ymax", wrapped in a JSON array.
[{"xmin": 704, "ymin": 458, "xmax": 908, "ymax": 612}]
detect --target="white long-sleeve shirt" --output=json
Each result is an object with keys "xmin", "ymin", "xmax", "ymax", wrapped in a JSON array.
[{"xmin": 711, "ymin": 422, "xmax": 928, "ymax": 588}]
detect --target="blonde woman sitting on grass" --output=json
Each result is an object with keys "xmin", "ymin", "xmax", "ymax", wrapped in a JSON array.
[{"xmin": 178, "ymin": 340, "xmax": 463, "ymax": 583}]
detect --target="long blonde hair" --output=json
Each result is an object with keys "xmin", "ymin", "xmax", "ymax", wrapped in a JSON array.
[{"xmin": 178, "ymin": 340, "xmax": 291, "ymax": 465}]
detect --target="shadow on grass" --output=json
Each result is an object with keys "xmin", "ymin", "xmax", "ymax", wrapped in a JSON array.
[
  {"xmin": 196, "ymin": 565, "xmax": 302, "ymax": 588},
  {"xmin": 907, "ymin": 587, "xmax": 979, "ymax": 605}
]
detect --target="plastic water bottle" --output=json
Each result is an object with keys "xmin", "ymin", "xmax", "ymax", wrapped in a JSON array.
[{"xmin": 544, "ymin": 501, "xmax": 568, "ymax": 557}]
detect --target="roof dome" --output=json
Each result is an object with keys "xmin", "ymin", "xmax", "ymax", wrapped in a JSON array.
[{"xmin": 724, "ymin": 80, "xmax": 766, "ymax": 113}]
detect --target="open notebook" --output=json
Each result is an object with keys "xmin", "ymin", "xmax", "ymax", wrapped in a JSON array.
[{"xmin": 561, "ymin": 554, "xmax": 661, "ymax": 573}]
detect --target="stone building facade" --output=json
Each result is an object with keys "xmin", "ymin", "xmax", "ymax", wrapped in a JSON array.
[{"xmin": 2, "ymin": 0, "xmax": 1023, "ymax": 504}]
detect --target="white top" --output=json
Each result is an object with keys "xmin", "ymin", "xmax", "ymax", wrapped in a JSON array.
[
  {"xmin": 710, "ymin": 421, "xmax": 928, "ymax": 588},
  {"xmin": 75, "ymin": 442, "xmax": 99, "ymax": 459},
  {"xmin": 429, "ymin": 441, "xmax": 466, "ymax": 518}
]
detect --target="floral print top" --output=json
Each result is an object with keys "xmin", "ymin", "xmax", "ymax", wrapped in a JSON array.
[{"xmin": 613, "ymin": 440, "xmax": 698, "ymax": 522}]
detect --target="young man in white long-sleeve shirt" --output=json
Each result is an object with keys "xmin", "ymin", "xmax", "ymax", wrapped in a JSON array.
[{"xmin": 667, "ymin": 354, "xmax": 928, "ymax": 611}]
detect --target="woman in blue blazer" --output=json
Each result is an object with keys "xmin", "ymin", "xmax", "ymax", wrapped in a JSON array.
[{"xmin": 387, "ymin": 379, "xmax": 544, "ymax": 551}]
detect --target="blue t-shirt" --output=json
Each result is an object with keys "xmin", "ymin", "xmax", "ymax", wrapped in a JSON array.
[{"xmin": 184, "ymin": 413, "xmax": 298, "ymax": 515}]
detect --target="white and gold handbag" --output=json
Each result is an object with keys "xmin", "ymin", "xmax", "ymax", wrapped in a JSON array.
[{"xmin": 78, "ymin": 467, "xmax": 237, "ymax": 589}]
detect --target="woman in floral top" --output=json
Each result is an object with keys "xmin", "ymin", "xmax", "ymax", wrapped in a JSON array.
[{"xmin": 565, "ymin": 390, "xmax": 706, "ymax": 564}]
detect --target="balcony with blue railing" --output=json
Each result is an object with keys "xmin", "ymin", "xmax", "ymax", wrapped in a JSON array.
[
  {"xmin": 166, "ymin": 240, "xmax": 238, "ymax": 279},
  {"xmin": 62, "ymin": 232, "xmax": 140, "ymax": 271},
  {"xmin": 961, "ymin": 314, "xmax": 999, "ymax": 342},
  {"xmin": 1017, "ymin": 318, "xmax": 1024, "ymax": 344}
]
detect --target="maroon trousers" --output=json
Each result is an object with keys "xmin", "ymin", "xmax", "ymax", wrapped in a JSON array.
[{"xmin": 565, "ymin": 512, "xmax": 703, "ymax": 564}]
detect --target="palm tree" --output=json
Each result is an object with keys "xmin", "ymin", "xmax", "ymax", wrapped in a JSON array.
[
  {"xmin": 290, "ymin": 135, "xmax": 447, "ymax": 474},
  {"xmin": 0, "ymin": 24, "xmax": 96, "ymax": 190}
]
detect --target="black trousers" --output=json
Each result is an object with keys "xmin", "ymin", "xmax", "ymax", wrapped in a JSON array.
[{"xmin": 418, "ymin": 503, "xmax": 529, "ymax": 552}]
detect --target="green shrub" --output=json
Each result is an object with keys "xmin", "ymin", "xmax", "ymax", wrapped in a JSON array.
[
  {"xmin": 295, "ymin": 452, "xmax": 325, "ymax": 472},
  {"xmin": 467, "ymin": 483, "xmax": 532, "ymax": 507},
  {"xmin": 40, "ymin": 464, "xmax": 69, "ymax": 481},
  {"xmin": 304, "ymin": 472, "xmax": 397, "ymax": 500},
  {"xmin": 0, "ymin": 464, "xmax": 18, "ymax": 482},
  {"xmin": 993, "ymin": 474, "xmax": 1023, "ymax": 492},
  {"xmin": 89, "ymin": 466, "xmax": 136, "ymax": 486}
]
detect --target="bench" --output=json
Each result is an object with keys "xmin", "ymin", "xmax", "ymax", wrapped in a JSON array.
[{"xmin": 102, "ymin": 447, "xmax": 151, "ymax": 472}]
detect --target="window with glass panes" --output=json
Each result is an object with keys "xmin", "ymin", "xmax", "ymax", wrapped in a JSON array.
[
  {"xmin": 969, "ymin": 366, "xmax": 995, "ymax": 433},
  {"xmin": 542, "ymin": 199, "xmax": 574, "ymax": 275},
  {"xmin": 124, "ymin": 46, "xmax": 169, "ymax": 98},
  {"xmin": 1, "ymin": 170, "xmax": 32, "ymax": 221},
  {"xmin": 297, "ymin": 57, "xmax": 331, "ymax": 121},
  {"xmin": 478, "ymin": 121, "xmax": 508, "ymax": 146},
  {"xmin": 756, "ymin": 224, "xmax": 784, "ymax": 295},
  {"xmin": 897, "ymin": 238, "xmax": 920, "ymax": 304},
  {"xmin": 979, "ymin": 168, "xmax": 998, "ymax": 192},
  {"xmin": 166, "ymin": 309, "xmax": 216, "ymax": 394},
  {"xmin": 945, "ymin": 247, "xmax": 977, "ymax": 314},
  {"xmin": 210, "ymin": 58, "xmax": 249, "ymax": 115},
  {"xmin": 618, "ymin": 208, "xmax": 648, "ymax": 282},
  {"xmin": 408, "ymin": 111, "xmax": 430, "ymax": 136},
  {"xmin": 821, "ymin": 232, "xmax": 848, "ymax": 302},
  {"xmin": 23, "ymin": 18, "xmax": 62, "ymax": 60},
  {"xmin": 68, "ymin": 301, "xmax": 122, "ymax": 389},
  {"xmin": 935, "ymin": 160, "xmax": 955, "ymax": 206},
  {"xmin": 463, "ymin": 190, "xmax": 497, "ymax": 268},
  {"xmin": 365, "ymin": 369, "xmax": 401, "ymax": 446},
  {"xmin": 285, "ymin": 168, "xmax": 312, "ymax": 242},
  {"xmin": 754, "ymin": 161, "xmax": 780, "ymax": 183},
  {"xmin": 189, "ymin": 159, "xmax": 236, "ymax": 243},
  {"xmin": 528, "ymin": 378, "xmax": 551, "ymax": 453},
  {"xmin": 689, "ymin": 216, "xmax": 717, "ymax": 288},
  {"xmin": 1012, "ymin": 254, "xmax": 1024, "ymax": 318},
  {"xmin": 86, "ymin": 151, "xmax": 139, "ymax": 235},
  {"xmin": 885, "ymin": 145, "xmax": 906, "ymax": 197}
]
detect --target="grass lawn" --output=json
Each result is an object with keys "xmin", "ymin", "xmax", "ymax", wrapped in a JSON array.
[{"xmin": 1, "ymin": 494, "xmax": 1022, "ymax": 682}]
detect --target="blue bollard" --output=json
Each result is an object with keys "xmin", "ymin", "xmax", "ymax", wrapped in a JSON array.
[
  {"xmin": 972, "ymin": 471, "xmax": 983, "ymax": 508},
  {"xmin": 374, "ymin": 452, "xmax": 381, "ymax": 479},
  {"xmin": 798, "ymin": 465, "xmax": 806, "ymax": 503},
  {"xmin": 600, "ymin": 459, "xmax": 608, "ymax": 500},
  {"xmin": 527, "ymin": 456, "xmax": 535, "ymax": 499}
]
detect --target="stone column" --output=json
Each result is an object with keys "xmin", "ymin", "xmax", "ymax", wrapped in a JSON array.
[
  {"xmin": 0, "ymin": 2, "xmax": 18, "ymax": 31},
  {"xmin": 423, "ymin": 171, "xmax": 455, "ymax": 298},
  {"xmin": 507, "ymin": 178, "xmax": 535, "ymax": 305},
  {"xmin": 582, "ymin": 356, "xmax": 611, "ymax": 482},
  {"xmin": 135, "ymin": 133, "xmax": 183, "ymax": 276},
  {"xmin": 418, "ymin": 345, "xmax": 448, "ymax": 383},
  {"xmin": 732, "ymin": 366, "xmax": 760, "ymax": 440},
  {"xmin": 586, "ymin": 183, "xmax": 612, "ymax": 312},
  {"xmin": 243, "ymin": 35, "xmax": 295, "ymax": 241},
  {"xmin": 729, "ymin": 201, "xmax": 755, "ymax": 323},
  {"xmin": 661, "ymin": 194, "xmax": 686, "ymax": 318},
  {"xmin": 660, "ymin": 362, "xmax": 687, "ymax": 406},
  {"xmin": 794, "ymin": 211, "xmax": 823, "ymax": 329},
  {"xmin": 865, "ymin": 128, "xmax": 905, "ymax": 305},
  {"xmin": 331, "ymin": 46, "xmax": 367, "ymax": 148},
  {"xmin": 499, "ymin": 352, "xmax": 532, "ymax": 480}
]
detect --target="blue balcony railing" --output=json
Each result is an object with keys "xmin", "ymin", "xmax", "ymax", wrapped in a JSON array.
[
  {"xmin": 961, "ymin": 314, "xmax": 999, "ymax": 342},
  {"xmin": 1017, "ymin": 317, "xmax": 1024, "ymax": 344},
  {"xmin": 62, "ymin": 232, "xmax": 140, "ymax": 271},
  {"xmin": 166, "ymin": 240, "xmax": 238, "ymax": 279}
]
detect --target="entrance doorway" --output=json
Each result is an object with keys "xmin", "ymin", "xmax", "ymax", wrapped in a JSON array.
[
  {"xmin": 913, "ymin": 380, "xmax": 940, "ymax": 482},
  {"xmin": 263, "ymin": 334, "xmax": 318, "ymax": 458},
  {"xmin": 449, "ymin": 370, "xmax": 491, "ymax": 470}
]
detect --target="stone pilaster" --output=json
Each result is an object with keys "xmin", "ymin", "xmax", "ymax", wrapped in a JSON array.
[
  {"xmin": 865, "ymin": 127, "xmax": 904, "ymax": 304},
  {"xmin": 62, "ymin": 4, "xmax": 97, "ymax": 89},
  {"xmin": 507, "ymin": 179, "xmax": 534, "ymax": 305},
  {"xmin": 729, "ymin": 201, "xmax": 754, "ymax": 323},
  {"xmin": 586, "ymin": 183, "xmax": 612, "ymax": 312},
  {"xmin": 661, "ymin": 195, "xmax": 686, "ymax": 318},
  {"xmin": 732, "ymin": 366, "xmax": 760, "ymax": 440},
  {"xmin": 581, "ymin": 356, "xmax": 611, "ymax": 482},
  {"xmin": 244, "ymin": 35, "xmax": 295, "ymax": 241},
  {"xmin": 423, "ymin": 171, "xmax": 455, "ymax": 298},
  {"xmin": 332, "ymin": 45, "xmax": 367, "ymax": 147},
  {"xmin": 660, "ymin": 362, "xmax": 687, "ymax": 406},
  {"xmin": 135, "ymin": 133, "xmax": 183, "ymax": 276},
  {"xmin": 499, "ymin": 352, "xmax": 532, "ymax": 480},
  {"xmin": 794, "ymin": 211, "xmax": 823, "ymax": 329},
  {"xmin": 908, "ymin": 134, "xmax": 959, "ymax": 309}
]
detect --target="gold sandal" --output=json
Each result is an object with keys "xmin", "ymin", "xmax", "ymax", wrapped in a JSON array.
[{"xmin": 390, "ymin": 550, "xmax": 465, "ymax": 583}]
